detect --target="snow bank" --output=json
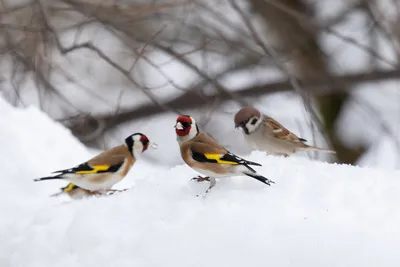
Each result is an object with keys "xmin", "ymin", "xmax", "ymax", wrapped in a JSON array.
[{"xmin": 1, "ymin": 98, "xmax": 400, "ymax": 267}]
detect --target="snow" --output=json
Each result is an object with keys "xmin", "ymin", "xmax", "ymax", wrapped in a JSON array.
[{"xmin": 2, "ymin": 97, "xmax": 400, "ymax": 267}]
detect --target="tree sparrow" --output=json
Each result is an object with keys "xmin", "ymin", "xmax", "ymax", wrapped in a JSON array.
[{"xmin": 234, "ymin": 107, "xmax": 335, "ymax": 157}]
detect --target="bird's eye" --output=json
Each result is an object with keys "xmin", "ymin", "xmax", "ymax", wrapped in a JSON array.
[
  {"xmin": 142, "ymin": 140, "xmax": 149, "ymax": 146},
  {"xmin": 181, "ymin": 122, "xmax": 191, "ymax": 127},
  {"xmin": 250, "ymin": 118, "xmax": 258, "ymax": 125},
  {"xmin": 240, "ymin": 119, "xmax": 249, "ymax": 126}
]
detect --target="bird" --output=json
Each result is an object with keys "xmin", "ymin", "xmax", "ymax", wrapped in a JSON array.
[
  {"xmin": 174, "ymin": 114, "xmax": 274, "ymax": 195},
  {"xmin": 50, "ymin": 183, "xmax": 129, "ymax": 200},
  {"xmin": 234, "ymin": 107, "xmax": 336, "ymax": 157},
  {"xmin": 50, "ymin": 183, "xmax": 100, "ymax": 199},
  {"xmin": 34, "ymin": 133, "xmax": 156, "ymax": 193}
]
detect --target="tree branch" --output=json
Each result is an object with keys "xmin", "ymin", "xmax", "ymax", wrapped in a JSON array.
[{"xmin": 67, "ymin": 68, "xmax": 400, "ymax": 136}]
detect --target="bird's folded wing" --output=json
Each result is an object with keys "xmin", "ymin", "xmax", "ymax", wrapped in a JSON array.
[
  {"xmin": 263, "ymin": 116, "xmax": 306, "ymax": 143},
  {"xmin": 52, "ymin": 153, "xmax": 126, "ymax": 175},
  {"xmin": 190, "ymin": 142, "xmax": 250, "ymax": 165},
  {"xmin": 52, "ymin": 162, "xmax": 123, "ymax": 175}
]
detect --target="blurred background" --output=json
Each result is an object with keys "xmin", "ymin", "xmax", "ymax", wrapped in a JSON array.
[{"xmin": 1, "ymin": 0, "xmax": 399, "ymax": 168}]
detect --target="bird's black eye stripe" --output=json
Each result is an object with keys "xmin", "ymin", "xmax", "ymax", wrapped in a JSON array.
[
  {"xmin": 239, "ymin": 119, "xmax": 249, "ymax": 128},
  {"xmin": 181, "ymin": 122, "xmax": 191, "ymax": 127},
  {"xmin": 250, "ymin": 118, "xmax": 258, "ymax": 125},
  {"xmin": 142, "ymin": 140, "xmax": 149, "ymax": 146}
]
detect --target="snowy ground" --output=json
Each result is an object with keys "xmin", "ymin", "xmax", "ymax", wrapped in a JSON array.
[{"xmin": 1, "ymin": 98, "xmax": 400, "ymax": 267}]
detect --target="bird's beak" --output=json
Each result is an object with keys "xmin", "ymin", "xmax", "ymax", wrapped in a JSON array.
[
  {"xmin": 234, "ymin": 123, "xmax": 244, "ymax": 131},
  {"xmin": 150, "ymin": 142, "xmax": 158, "ymax": 149},
  {"xmin": 175, "ymin": 122, "xmax": 183, "ymax": 130}
]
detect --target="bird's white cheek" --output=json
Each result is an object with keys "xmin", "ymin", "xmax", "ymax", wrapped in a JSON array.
[
  {"xmin": 245, "ymin": 125, "xmax": 255, "ymax": 133},
  {"xmin": 245, "ymin": 122, "xmax": 261, "ymax": 134},
  {"xmin": 134, "ymin": 142, "xmax": 144, "ymax": 152},
  {"xmin": 188, "ymin": 127, "xmax": 198, "ymax": 139}
]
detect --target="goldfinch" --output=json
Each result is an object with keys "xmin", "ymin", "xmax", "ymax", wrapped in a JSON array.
[
  {"xmin": 50, "ymin": 183, "xmax": 99, "ymax": 199},
  {"xmin": 175, "ymin": 115, "xmax": 274, "ymax": 194},
  {"xmin": 34, "ymin": 133, "xmax": 155, "ymax": 193},
  {"xmin": 50, "ymin": 183, "xmax": 129, "ymax": 199},
  {"xmin": 234, "ymin": 107, "xmax": 336, "ymax": 157}
]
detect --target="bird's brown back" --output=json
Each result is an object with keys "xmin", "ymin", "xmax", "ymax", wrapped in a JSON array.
[
  {"xmin": 262, "ymin": 115, "xmax": 306, "ymax": 145},
  {"xmin": 188, "ymin": 133, "xmax": 228, "ymax": 154},
  {"xmin": 87, "ymin": 145, "xmax": 134, "ymax": 166},
  {"xmin": 180, "ymin": 133, "xmax": 230, "ymax": 174},
  {"xmin": 86, "ymin": 145, "xmax": 136, "ymax": 184}
]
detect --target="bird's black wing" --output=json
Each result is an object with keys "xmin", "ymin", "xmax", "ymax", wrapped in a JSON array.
[{"xmin": 52, "ymin": 162, "xmax": 123, "ymax": 175}]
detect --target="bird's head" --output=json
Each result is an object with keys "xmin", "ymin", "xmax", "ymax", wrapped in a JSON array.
[
  {"xmin": 174, "ymin": 115, "xmax": 199, "ymax": 143},
  {"xmin": 234, "ymin": 107, "xmax": 262, "ymax": 134},
  {"xmin": 125, "ymin": 133, "xmax": 157, "ymax": 155}
]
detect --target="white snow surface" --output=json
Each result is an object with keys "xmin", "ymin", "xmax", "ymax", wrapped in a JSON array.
[{"xmin": 1, "ymin": 98, "xmax": 400, "ymax": 267}]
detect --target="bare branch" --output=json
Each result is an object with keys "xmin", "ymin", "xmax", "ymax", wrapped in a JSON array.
[{"xmin": 67, "ymin": 68, "xmax": 400, "ymax": 136}]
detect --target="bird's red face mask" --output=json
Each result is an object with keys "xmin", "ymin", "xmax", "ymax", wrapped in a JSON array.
[
  {"xmin": 139, "ymin": 135, "xmax": 150, "ymax": 152},
  {"xmin": 175, "ymin": 115, "xmax": 192, "ymax": 136}
]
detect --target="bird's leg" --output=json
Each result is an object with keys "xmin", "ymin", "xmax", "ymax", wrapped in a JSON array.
[
  {"xmin": 94, "ymin": 191, "xmax": 104, "ymax": 196},
  {"xmin": 196, "ymin": 177, "xmax": 217, "ymax": 198},
  {"xmin": 270, "ymin": 153, "xmax": 289, "ymax": 158},
  {"xmin": 106, "ymin": 188, "xmax": 129, "ymax": 195},
  {"xmin": 191, "ymin": 175, "xmax": 211, "ymax": 182},
  {"xmin": 107, "ymin": 188, "xmax": 128, "ymax": 192},
  {"xmin": 50, "ymin": 191, "xmax": 64, "ymax": 197},
  {"xmin": 205, "ymin": 177, "xmax": 216, "ymax": 194}
]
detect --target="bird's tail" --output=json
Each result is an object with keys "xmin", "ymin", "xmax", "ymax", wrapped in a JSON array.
[
  {"xmin": 243, "ymin": 171, "xmax": 274, "ymax": 186},
  {"xmin": 242, "ymin": 159, "xmax": 262, "ymax": 167},
  {"xmin": 34, "ymin": 176, "xmax": 64, "ymax": 182},
  {"xmin": 50, "ymin": 190, "xmax": 64, "ymax": 197},
  {"xmin": 301, "ymin": 145, "xmax": 336, "ymax": 154}
]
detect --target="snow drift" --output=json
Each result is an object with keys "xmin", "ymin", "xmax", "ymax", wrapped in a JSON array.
[{"xmin": 1, "ymin": 98, "xmax": 400, "ymax": 267}]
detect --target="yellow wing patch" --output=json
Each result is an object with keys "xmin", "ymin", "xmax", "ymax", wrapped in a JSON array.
[
  {"xmin": 63, "ymin": 183, "xmax": 76, "ymax": 192},
  {"xmin": 204, "ymin": 153, "xmax": 239, "ymax": 165},
  {"xmin": 75, "ymin": 164, "xmax": 110, "ymax": 174}
]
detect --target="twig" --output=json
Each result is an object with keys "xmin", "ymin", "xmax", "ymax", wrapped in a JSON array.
[
  {"xmin": 365, "ymin": 0, "xmax": 400, "ymax": 62},
  {"xmin": 229, "ymin": 0, "xmax": 331, "ymax": 148},
  {"xmin": 36, "ymin": 0, "xmax": 171, "ymax": 107},
  {"xmin": 325, "ymin": 27, "xmax": 397, "ymax": 68},
  {"xmin": 257, "ymin": 0, "xmax": 397, "ymax": 67},
  {"xmin": 66, "ymin": 68, "xmax": 400, "ymax": 134}
]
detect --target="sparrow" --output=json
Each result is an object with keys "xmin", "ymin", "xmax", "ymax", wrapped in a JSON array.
[
  {"xmin": 34, "ymin": 133, "xmax": 156, "ymax": 193},
  {"xmin": 175, "ymin": 115, "xmax": 274, "ymax": 195},
  {"xmin": 234, "ymin": 107, "xmax": 336, "ymax": 157},
  {"xmin": 50, "ymin": 183, "xmax": 129, "ymax": 199}
]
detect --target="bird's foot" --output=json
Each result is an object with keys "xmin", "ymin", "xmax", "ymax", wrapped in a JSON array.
[
  {"xmin": 92, "ymin": 190, "xmax": 106, "ymax": 195},
  {"xmin": 196, "ymin": 177, "xmax": 217, "ymax": 197},
  {"xmin": 267, "ymin": 152, "xmax": 289, "ymax": 158},
  {"xmin": 106, "ymin": 188, "xmax": 129, "ymax": 195},
  {"xmin": 191, "ymin": 176, "xmax": 211, "ymax": 182}
]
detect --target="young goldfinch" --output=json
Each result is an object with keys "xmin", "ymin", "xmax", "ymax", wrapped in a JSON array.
[
  {"xmin": 34, "ymin": 133, "xmax": 156, "ymax": 193},
  {"xmin": 50, "ymin": 183, "xmax": 129, "ymax": 199},
  {"xmin": 50, "ymin": 183, "xmax": 99, "ymax": 199},
  {"xmin": 175, "ymin": 115, "xmax": 274, "ymax": 195},
  {"xmin": 234, "ymin": 107, "xmax": 336, "ymax": 157}
]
